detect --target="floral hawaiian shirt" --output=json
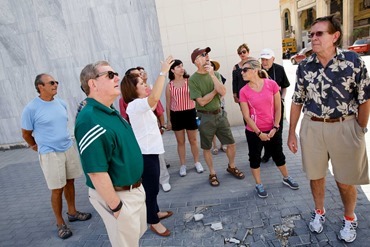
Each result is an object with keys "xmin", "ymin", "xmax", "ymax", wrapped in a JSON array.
[{"xmin": 292, "ymin": 49, "xmax": 370, "ymax": 118}]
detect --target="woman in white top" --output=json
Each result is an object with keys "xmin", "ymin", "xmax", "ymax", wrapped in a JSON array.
[{"xmin": 121, "ymin": 56, "xmax": 174, "ymax": 237}]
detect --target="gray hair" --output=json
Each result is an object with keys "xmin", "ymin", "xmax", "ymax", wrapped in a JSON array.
[
  {"xmin": 34, "ymin": 73, "xmax": 48, "ymax": 93},
  {"xmin": 80, "ymin": 61, "xmax": 110, "ymax": 95}
]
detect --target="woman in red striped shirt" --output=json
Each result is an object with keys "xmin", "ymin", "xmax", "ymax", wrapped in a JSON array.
[{"xmin": 165, "ymin": 59, "xmax": 203, "ymax": 177}]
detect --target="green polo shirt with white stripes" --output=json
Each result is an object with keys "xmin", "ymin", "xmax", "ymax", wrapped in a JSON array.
[{"xmin": 75, "ymin": 98, "xmax": 143, "ymax": 189}]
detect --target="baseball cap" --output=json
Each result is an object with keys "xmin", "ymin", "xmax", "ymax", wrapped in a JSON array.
[
  {"xmin": 191, "ymin": 47, "xmax": 211, "ymax": 63},
  {"xmin": 260, "ymin": 48, "xmax": 275, "ymax": 59}
]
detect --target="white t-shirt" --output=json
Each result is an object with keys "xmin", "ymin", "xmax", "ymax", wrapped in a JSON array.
[{"xmin": 127, "ymin": 98, "xmax": 164, "ymax": 155}]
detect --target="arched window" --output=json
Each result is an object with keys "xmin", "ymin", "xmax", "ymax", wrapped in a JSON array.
[{"xmin": 284, "ymin": 12, "xmax": 289, "ymax": 31}]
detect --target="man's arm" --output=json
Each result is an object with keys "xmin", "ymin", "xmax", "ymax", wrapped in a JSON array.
[
  {"xmin": 287, "ymin": 103, "xmax": 303, "ymax": 153},
  {"xmin": 89, "ymin": 172, "xmax": 122, "ymax": 218},
  {"xmin": 358, "ymin": 100, "xmax": 370, "ymax": 127},
  {"xmin": 21, "ymin": 129, "xmax": 37, "ymax": 151},
  {"xmin": 195, "ymin": 90, "xmax": 218, "ymax": 107}
]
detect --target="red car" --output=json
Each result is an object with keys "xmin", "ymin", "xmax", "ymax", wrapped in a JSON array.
[
  {"xmin": 290, "ymin": 46, "xmax": 313, "ymax": 65},
  {"xmin": 348, "ymin": 38, "xmax": 370, "ymax": 55}
]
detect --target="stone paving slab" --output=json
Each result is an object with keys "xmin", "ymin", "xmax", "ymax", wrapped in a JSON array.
[{"xmin": 0, "ymin": 122, "xmax": 370, "ymax": 247}]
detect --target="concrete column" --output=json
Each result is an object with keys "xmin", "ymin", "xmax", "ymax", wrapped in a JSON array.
[
  {"xmin": 294, "ymin": 2, "xmax": 302, "ymax": 51},
  {"xmin": 316, "ymin": 0, "xmax": 330, "ymax": 17},
  {"xmin": 342, "ymin": 0, "xmax": 354, "ymax": 48}
]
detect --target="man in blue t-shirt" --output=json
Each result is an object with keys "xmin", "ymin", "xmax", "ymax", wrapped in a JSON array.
[{"xmin": 21, "ymin": 73, "xmax": 91, "ymax": 240}]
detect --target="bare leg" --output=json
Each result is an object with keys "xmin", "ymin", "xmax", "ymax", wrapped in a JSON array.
[
  {"xmin": 337, "ymin": 181, "xmax": 357, "ymax": 218},
  {"xmin": 187, "ymin": 130, "xmax": 200, "ymax": 163},
  {"xmin": 174, "ymin": 130, "xmax": 186, "ymax": 165},
  {"xmin": 51, "ymin": 188, "xmax": 66, "ymax": 226},
  {"xmin": 203, "ymin": 149, "xmax": 215, "ymax": 174},
  {"xmin": 277, "ymin": 164, "xmax": 289, "ymax": 178},
  {"xmin": 225, "ymin": 143, "xmax": 236, "ymax": 168},
  {"xmin": 310, "ymin": 178, "xmax": 326, "ymax": 212},
  {"xmin": 64, "ymin": 179, "xmax": 77, "ymax": 215},
  {"xmin": 250, "ymin": 167, "xmax": 261, "ymax": 184}
]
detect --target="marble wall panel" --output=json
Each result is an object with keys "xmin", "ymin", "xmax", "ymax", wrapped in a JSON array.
[
  {"xmin": 0, "ymin": 0, "xmax": 16, "ymax": 25},
  {"xmin": 0, "ymin": 0, "xmax": 163, "ymax": 145}
]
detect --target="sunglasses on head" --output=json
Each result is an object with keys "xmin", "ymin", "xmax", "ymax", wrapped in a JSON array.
[
  {"xmin": 241, "ymin": 67, "xmax": 253, "ymax": 73},
  {"xmin": 238, "ymin": 50, "xmax": 247, "ymax": 55},
  {"xmin": 45, "ymin": 81, "xmax": 59, "ymax": 85},
  {"xmin": 309, "ymin": 31, "xmax": 329, "ymax": 38},
  {"xmin": 96, "ymin": 71, "xmax": 119, "ymax": 79}
]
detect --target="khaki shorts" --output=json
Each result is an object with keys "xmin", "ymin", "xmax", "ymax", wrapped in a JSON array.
[
  {"xmin": 299, "ymin": 115, "xmax": 369, "ymax": 185},
  {"xmin": 198, "ymin": 110, "xmax": 235, "ymax": 150},
  {"xmin": 39, "ymin": 145, "xmax": 83, "ymax": 190}
]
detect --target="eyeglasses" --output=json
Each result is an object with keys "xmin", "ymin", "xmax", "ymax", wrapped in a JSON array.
[
  {"xmin": 45, "ymin": 81, "xmax": 59, "ymax": 85},
  {"xmin": 238, "ymin": 50, "xmax": 247, "ymax": 55},
  {"xmin": 241, "ymin": 67, "xmax": 253, "ymax": 73},
  {"xmin": 309, "ymin": 31, "xmax": 329, "ymax": 38},
  {"xmin": 96, "ymin": 71, "xmax": 119, "ymax": 79},
  {"xmin": 197, "ymin": 53, "xmax": 208, "ymax": 60}
]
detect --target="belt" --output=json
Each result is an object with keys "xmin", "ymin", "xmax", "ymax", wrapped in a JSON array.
[
  {"xmin": 310, "ymin": 116, "xmax": 346, "ymax": 123},
  {"xmin": 114, "ymin": 181, "xmax": 141, "ymax": 191},
  {"xmin": 197, "ymin": 109, "xmax": 221, "ymax": 115}
]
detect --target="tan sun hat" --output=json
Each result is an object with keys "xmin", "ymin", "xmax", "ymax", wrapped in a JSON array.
[{"xmin": 210, "ymin": 60, "xmax": 220, "ymax": 71}]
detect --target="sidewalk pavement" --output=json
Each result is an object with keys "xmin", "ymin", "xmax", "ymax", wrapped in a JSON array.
[{"xmin": 0, "ymin": 121, "xmax": 369, "ymax": 247}]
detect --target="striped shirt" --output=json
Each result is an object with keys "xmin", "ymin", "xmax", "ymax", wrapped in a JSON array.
[{"xmin": 169, "ymin": 79, "xmax": 195, "ymax": 111}]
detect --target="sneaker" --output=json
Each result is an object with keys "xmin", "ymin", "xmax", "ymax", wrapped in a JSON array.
[
  {"xmin": 194, "ymin": 162, "xmax": 204, "ymax": 173},
  {"xmin": 161, "ymin": 183, "xmax": 171, "ymax": 192},
  {"xmin": 67, "ymin": 211, "xmax": 92, "ymax": 222},
  {"xmin": 338, "ymin": 214, "xmax": 358, "ymax": 243},
  {"xmin": 309, "ymin": 209, "xmax": 326, "ymax": 233},
  {"xmin": 255, "ymin": 184, "xmax": 268, "ymax": 198},
  {"xmin": 283, "ymin": 176, "xmax": 299, "ymax": 190},
  {"xmin": 179, "ymin": 165, "xmax": 187, "ymax": 177}
]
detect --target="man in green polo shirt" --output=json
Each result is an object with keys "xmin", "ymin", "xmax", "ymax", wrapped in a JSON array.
[
  {"xmin": 75, "ymin": 61, "xmax": 146, "ymax": 247},
  {"xmin": 189, "ymin": 47, "xmax": 245, "ymax": 187}
]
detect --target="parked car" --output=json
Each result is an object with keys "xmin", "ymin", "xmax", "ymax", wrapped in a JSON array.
[
  {"xmin": 348, "ymin": 38, "xmax": 370, "ymax": 55},
  {"xmin": 290, "ymin": 45, "xmax": 313, "ymax": 65}
]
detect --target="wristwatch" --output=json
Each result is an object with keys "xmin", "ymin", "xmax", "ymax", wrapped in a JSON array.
[{"xmin": 363, "ymin": 127, "xmax": 368, "ymax": 134}]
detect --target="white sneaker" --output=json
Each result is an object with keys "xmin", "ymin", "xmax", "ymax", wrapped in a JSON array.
[
  {"xmin": 338, "ymin": 214, "xmax": 358, "ymax": 243},
  {"xmin": 161, "ymin": 183, "xmax": 171, "ymax": 192},
  {"xmin": 194, "ymin": 162, "xmax": 204, "ymax": 173},
  {"xmin": 179, "ymin": 165, "xmax": 187, "ymax": 177},
  {"xmin": 309, "ymin": 209, "xmax": 326, "ymax": 233}
]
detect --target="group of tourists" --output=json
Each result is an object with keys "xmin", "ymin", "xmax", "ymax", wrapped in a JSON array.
[{"xmin": 20, "ymin": 14, "xmax": 369, "ymax": 246}]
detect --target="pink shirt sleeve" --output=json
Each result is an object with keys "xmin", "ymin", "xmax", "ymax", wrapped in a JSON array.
[{"xmin": 119, "ymin": 97, "xmax": 129, "ymax": 121}]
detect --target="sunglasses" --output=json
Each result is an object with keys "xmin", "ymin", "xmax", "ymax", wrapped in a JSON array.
[
  {"xmin": 45, "ymin": 81, "xmax": 59, "ymax": 85},
  {"xmin": 238, "ymin": 50, "xmax": 247, "ymax": 55},
  {"xmin": 96, "ymin": 71, "xmax": 119, "ymax": 79},
  {"xmin": 241, "ymin": 67, "xmax": 253, "ymax": 73},
  {"xmin": 309, "ymin": 31, "xmax": 329, "ymax": 38}
]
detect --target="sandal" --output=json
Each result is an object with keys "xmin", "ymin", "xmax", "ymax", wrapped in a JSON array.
[
  {"xmin": 211, "ymin": 148, "xmax": 219, "ymax": 155},
  {"xmin": 226, "ymin": 165, "xmax": 245, "ymax": 179},
  {"xmin": 209, "ymin": 174, "xmax": 220, "ymax": 186},
  {"xmin": 67, "ymin": 211, "xmax": 92, "ymax": 222},
  {"xmin": 57, "ymin": 224, "xmax": 72, "ymax": 239}
]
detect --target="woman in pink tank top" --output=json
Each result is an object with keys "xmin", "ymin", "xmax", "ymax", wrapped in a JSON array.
[{"xmin": 165, "ymin": 59, "xmax": 204, "ymax": 177}]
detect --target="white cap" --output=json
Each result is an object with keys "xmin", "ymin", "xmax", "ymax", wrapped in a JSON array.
[{"xmin": 260, "ymin": 48, "xmax": 275, "ymax": 59}]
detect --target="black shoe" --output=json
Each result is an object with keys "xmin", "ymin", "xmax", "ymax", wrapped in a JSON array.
[
  {"xmin": 261, "ymin": 156, "xmax": 270, "ymax": 163},
  {"xmin": 166, "ymin": 163, "xmax": 170, "ymax": 168}
]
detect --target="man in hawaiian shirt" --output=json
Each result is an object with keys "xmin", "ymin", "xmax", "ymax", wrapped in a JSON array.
[{"xmin": 287, "ymin": 14, "xmax": 369, "ymax": 243}]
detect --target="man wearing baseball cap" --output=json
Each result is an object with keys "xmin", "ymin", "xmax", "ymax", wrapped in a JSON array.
[
  {"xmin": 188, "ymin": 47, "xmax": 245, "ymax": 187},
  {"xmin": 259, "ymin": 48, "xmax": 290, "ymax": 163}
]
